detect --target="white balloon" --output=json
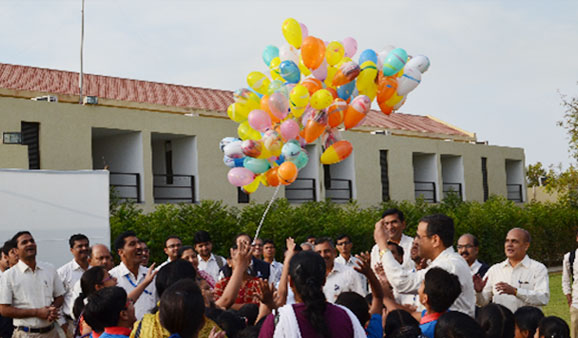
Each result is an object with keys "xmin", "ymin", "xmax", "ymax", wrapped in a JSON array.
[
  {"xmin": 406, "ymin": 55, "xmax": 430, "ymax": 73},
  {"xmin": 397, "ymin": 66, "xmax": 422, "ymax": 96},
  {"xmin": 377, "ymin": 45, "xmax": 396, "ymax": 71},
  {"xmin": 223, "ymin": 140, "xmax": 244, "ymax": 159},
  {"xmin": 279, "ymin": 44, "xmax": 299, "ymax": 64}
]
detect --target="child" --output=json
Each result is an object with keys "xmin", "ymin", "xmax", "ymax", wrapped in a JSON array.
[{"xmin": 418, "ymin": 267, "xmax": 461, "ymax": 338}]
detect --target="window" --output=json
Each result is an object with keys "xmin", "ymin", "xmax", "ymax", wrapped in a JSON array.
[
  {"xmin": 380, "ymin": 150, "xmax": 390, "ymax": 201},
  {"xmin": 21, "ymin": 121, "xmax": 40, "ymax": 169},
  {"xmin": 481, "ymin": 157, "xmax": 488, "ymax": 201},
  {"xmin": 237, "ymin": 187, "xmax": 250, "ymax": 204}
]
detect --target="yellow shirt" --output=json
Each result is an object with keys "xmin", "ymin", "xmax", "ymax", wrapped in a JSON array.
[{"xmin": 130, "ymin": 311, "xmax": 220, "ymax": 338}]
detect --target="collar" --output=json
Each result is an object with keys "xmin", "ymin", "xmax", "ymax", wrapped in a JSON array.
[
  {"xmin": 420, "ymin": 311, "xmax": 444, "ymax": 324},
  {"xmin": 432, "ymin": 247, "xmax": 455, "ymax": 263},
  {"xmin": 71, "ymin": 259, "xmax": 88, "ymax": 271},
  {"xmin": 198, "ymin": 253, "xmax": 215, "ymax": 263},
  {"xmin": 503, "ymin": 255, "xmax": 531, "ymax": 268},
  {"xmin": 16, "ymin": 259, "xmax": 39, "ymax": 273},
  {"xmin": 103, "ymin": 326, "xmax": 132, "ymax": 336},
  {"xmin": 328, "ymin": 261, "xmax": 345, "ymax": 275},
  {"xmin": 117, "ymin": 261, "xmax": 144, "ymax": 280}
]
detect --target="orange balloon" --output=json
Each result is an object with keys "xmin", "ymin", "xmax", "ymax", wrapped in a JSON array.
[
  {"xmin": 261, "ymin": 95, "xmax": 281, "ymax": 123},
  {"xmin": 300, "ymin": 77, "xmax": 323, "ymax": 96},
  {"xmin": 378, "ymin": 101, "xmax": 394, "ymax": 115},
  {"xmin": 278, "ymin": 162, "xmax": 298, "ymax": 185},
  {"xmin": 327, "ymin": 98, "xmax": 347, "ymax": 127},
  {"xmin": 326, "ymin": 87, "xmax": 338, "ymax": 99},
  {"xmin": 332, "ymin": 62, "xmax": 360, "ymax": 87},
  {"xmin": 265, "ymin": 167, "xmax": 280, "ymax": 187},
  {"xmin": 343, "ymin": 104, "xmax": 366, "ymax": 129},
  {"xmin": 377, "ymin": 77, "xmax": 398, "ymax": 105},
  {"xmin": 301, "ymin": 36, "xmax": 326, "ymax": 70}
]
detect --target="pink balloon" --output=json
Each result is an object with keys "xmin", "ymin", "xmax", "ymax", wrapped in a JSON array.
[
  {"xmin": 227, "ymin": 167, "xmax": 254, "ymax": 187},
  {"xmin": 248, "ymin": 109, "xmax": 272, "ymax": 132},
  {"xmin": 342, "ymin": 37, "xmax": 358, "ymax": 58},
  {"xmin": 300, "ymin": 23, "xmax": 309, "ymax": 40},
  {"xmin": 269, "ymin": 92, "xmax": 290, "ymax": 120},
  {"xmin": 312, "ymin": 60, "xmax": 328, "ymax": 81},
  {"xmin": 280, "ymin": 119, "xmax": 300, "ymax": 141}
]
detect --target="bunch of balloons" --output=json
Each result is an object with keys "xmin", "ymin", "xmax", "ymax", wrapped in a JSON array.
[{"xmin": 221, "ymin": 18, "xmax": 430, "ymax": 194}]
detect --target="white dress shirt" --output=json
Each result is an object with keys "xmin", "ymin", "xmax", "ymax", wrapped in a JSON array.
[
  {"xmin": 323, "ymin": 262, "xmax": 367, "ymax": 303},
  {"xmin": 563, "ymin": 249, "xmax": 578, "ymax": 309},
  {"xmin": 381, "ymin": 246, "xmax": 476, "ymax": 317},
  {"xmin": 477, "ymin": 255, "xmax": 549, "ymax": 313},
  {"xmin": 268, "ymin": 260, "xmax": 283, "ymax": 285},
  {"xmin": 155, "ymin": 258, "xmax": 172, "ymax": 272},
  {"xmin": 0, "ymin": 260, "xmax": 66, "ymax": 328},
  {"xmin": 371, "ymin": 234, "xmax": 415, "ymax": 271},
  {"xmin": 109, "ymin": 262, "xmax": 157, "ymax": 320},
  {"xmin": 197, "ymin": 253, "xmax": 225, "ymax": 284},
  {"xmin": 470, "ymin": 260, "xmax": 483, "ymax": 276},
  {"xmin": 57, "ymin": 259, "xmax": 87, "ymax": 318},
  {"xmin": 335, "ymin": 255, "xmax": 368, "ymax": 294}
]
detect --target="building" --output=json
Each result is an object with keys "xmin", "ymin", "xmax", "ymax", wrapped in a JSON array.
[{"xmin": 0, "ymin": 63, "xmax": 526, "ymax": 211}]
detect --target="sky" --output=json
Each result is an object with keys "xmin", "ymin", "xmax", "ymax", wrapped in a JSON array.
[{"xmin": 1, "ymin": 0, "xmax": 577, "ymax": 168}]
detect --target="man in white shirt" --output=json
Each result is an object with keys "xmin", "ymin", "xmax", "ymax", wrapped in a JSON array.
[
  {"xmin": 262, "ymin": 239, "xmax": 283, "ymax": 285},
  {"xmin": 563, "ymin": 230, "xmax": 578, "ymax": 338},
  {"xmin": 57, "ymin": 234, "xmax": 90, "ymax": 337},
  {"xmin": 335, "ymin": 234, "xmax": 367, "ymax": 293},
  {"xmin": 371, "ymin": 208, "xmax": 415, "ymax": 271},
  {"xmin": 475, "ymin": 228, "xmax": 549, "ymax": 314},
  {"xmin": 2, "ymin": 240, "xmax": 19, "ymax": 269},
  {"xmin": 156, "ymin": 236, "xmax": 182, "ymax": 271},
  {"xmin": 457, "ymin": 234, "xmax": 489, "ymax": 278},
  {"xmin": 374, "ymin": 213, "xmax": 476, "ymax": 317},
  {"xmin": 314, "ymin": 237, "xmax": 366, "ymax": 303},
  {"xmin": 109, "ymin": 231, "xmax": 157, "ymax": 320},
  {"xmin": 0, "ymin": 231, "xmax": 65, "ymax": 338},
  {"xmin": 0, "ymin": 245, "xmax": 9, "ymax": 276},
  {"xmin": 194, "ymin": 230, "xmax": 226, "ymax": 283}
]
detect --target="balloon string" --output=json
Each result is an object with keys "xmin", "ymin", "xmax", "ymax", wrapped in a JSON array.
[{"xmin": 254, "ymin": 184, "xmax": 281, "ymax": 242}]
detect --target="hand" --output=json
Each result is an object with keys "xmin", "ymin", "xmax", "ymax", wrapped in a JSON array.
[
  {"xmin": 354, "ymin": 252, "xmax": 372, "ymax": 277},
  {"xmin": 566, "ymin": 294, "xmax": 573, "ymax": 307},
  {"xmin": 47, "ymin": 306, "xmax": 60, "ymax": 322},
  {"xmin": 495, "ymin": 282, "xmax": 517, "ymax": 295},
  {"xmin": 473, "ymin": 275, "xmax": 488, "ymax": 293},
  {"xmin": 285, "ymin": 237, "xmax": 296, "ymax": 257},
  {"xmin": 208, "ymin": 326, "xmax": 226, "ymax": 338},
  {"xmin": 374, "ymin": 219, "xmax": 390, "ymax": 250},
  {"xmin": 256, "ymin": 279, "xmax": 277, "ymax": 310},
  {"xmin": 382, "ymin": 281, "xmax": 394, "ymax": 299},
  {"xmin": 232, "ymin": 240, "xmax": 252, "ymax": 270},
  {"xmin": 374, "ymin": 262, "xmax": 387, "ymax": 282},
  {"xmin": 143, "ymin": 263, "xmax": 158, "ymax": 286},
  {"xmin": 415, "ymin": 258, "xmax": 428, "ymax": 270}
]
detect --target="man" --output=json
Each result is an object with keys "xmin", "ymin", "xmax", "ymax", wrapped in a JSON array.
[
  {"xmin": 262, "ymin": 239, "xmax": 283, "ymax": 285},
  {"xmin": 194, "ymin": 230, "xmax": 226, "ymax": 283},
  {"xmin": 0, "ymin": 231, "xmax": 65, "ymax": 337},
  {"xmin": 457, "ymin": 234, "xmax": 489, "ymax": 278},
  {"xmin": 371, "ymin": 208, "xmax": 415, "ymax": 271},
  {"xmin": 88, "ymin": 244, "xmax": 115, "ymax": 271},
  {"xmin": 0, "ymin": 246, "xmax": 9, "ymax": 276},
  {"xmin": 0, "ymin": 245, "xmax": 13, "ymax": 338},
  {"xmin": 234, "ymin": 234, "xmax": 270, "ymax": 280},
  {"xmin": 83, "ymin": 287, "xmax": 136, "ymax": 338},
  {"xmin": 139, "ymin": 241, "xmax": 150, "ymax": 267},
  {"xmin": 314, "ymin": 237, "xmax": 366, "ymax": 303},
  {"xmin": 300, "ymin": 242, "xmax": 314, "ymax": 251},
  {"xmin": 335, "ymin": 234, "xmax": 367, "ymax": 293},
  {"xmin": 156, "ymin": 236, "xmax": 182, "ymax": 270},
  {"xmin": 306, "ymin": 236, "xmax": 316, "ymax": 245},
  {"xmin": 374, "ymin": 214, "xmax": 475, "ymax": 317},
  {"xmin": 563, "ymin": 230, "xmax": 578, "ymax": 338},
  {"xmin": 252, "ymin": 238, "xmax": 264, "ymax": 260},
  {"xmin": 58, "ymin": 234, "xmax": 90, "ymax": 337},
  {"xmin": 109, "ymin": 231, "xmax": 157, "ymax": 320},
  {"xmin": 474, "ymin": 228, "xmax": 549, "ymax": 313},
  {"xmin": 2, "ymin": 240, "xmax": 19, "ymax": 268}
]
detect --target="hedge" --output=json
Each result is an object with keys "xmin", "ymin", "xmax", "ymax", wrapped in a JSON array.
[{"xmin": 110, "ymin": 195, "xmax": 578, "ymax": 267}]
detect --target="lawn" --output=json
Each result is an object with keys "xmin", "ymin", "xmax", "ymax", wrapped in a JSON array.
[{"xmin": 544, "ymin": 272, "xmax": 570, "ymax": 324}]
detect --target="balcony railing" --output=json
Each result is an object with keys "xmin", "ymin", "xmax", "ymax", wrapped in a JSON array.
[
  {"xmin": 286, "ymin": 178, "xmax": 316, "ymax": 203},
  {"xmin": 154, "ymin": 174, "xmax": 195, "ymax": 203},
  {"xmin": 414, "ymin": 181, "xmax": 436, "ymax": 203},
  {"xmin": 109, "ymin": 172, "xmax": 141, "ymax": 202},
  {"xmin": 443, "ymin": 182, "xmax": 463, "ymax": 200},
  {"xmin": 326, "ymin": 178, "xmax": 352, "ymax": 203},
  {"xmin": 507, "ymin": 184, "xmax": 523, "ymax": 202}
]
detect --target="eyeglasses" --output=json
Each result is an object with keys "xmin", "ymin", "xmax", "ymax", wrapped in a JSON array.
[
  {"xmin": 336, "ymin": 241, "xmax": 351, "ymax": 246},
  {"xmin": 101, "ymin": 275, "xmax": 114, "ymax": 284},
  {"xmin": 457, "ymin": 244, "xmax": 475, "ymax": 250}
]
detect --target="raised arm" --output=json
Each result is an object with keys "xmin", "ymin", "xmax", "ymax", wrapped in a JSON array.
[
  {"xmin": 214, "ymin": 241, "xmax": 252, "ymax": 309},
  {"xmin": 354, "ymin": 252, "xmax": 383, "ymax": 315},
  {"xmin": 274, "ymin": 237, "xmax": 297, "ymax": 308},
  {"xmin": 128, "ymin": 263, "xmax": 157, "ymax": 302}
]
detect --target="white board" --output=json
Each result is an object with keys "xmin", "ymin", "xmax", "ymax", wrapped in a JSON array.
[{"xmin": 0, "ymin": 169, "xmax": 110, "ymax": 268}]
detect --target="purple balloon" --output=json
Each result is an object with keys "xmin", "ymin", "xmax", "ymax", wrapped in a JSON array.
[
  {"xmin": 248, "ymin": 109, "xmax": 272, "ymax": 132},
  {"xmin": 343, "ymin": 37, "xmax": 358, "ymax": 58},
  {"xmin": 227, "ymin": 167, "xmax": 255, "ymax": 187},
  {"xmin": 312, "ymin": 60, "xmax": 328, "ymax": 81},
  {"xmin": 300, "ymin": 23, "xmax": 308, "ymax": 40},
  {"xmin": 280, "ymin": 119, "xmax": 300, "ymax": 141},
  {"xmin": 269, "ymin": 92, "xmax": 290, "ymax": 120}
]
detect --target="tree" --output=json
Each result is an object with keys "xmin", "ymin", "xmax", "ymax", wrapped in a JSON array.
[
  {"xmin": 558, "ymin": 89, "xmax": 578, "ymax": 162},
  {"xmin": 526, "ymin": 162, "xmax": 549, "ymax": 187}
]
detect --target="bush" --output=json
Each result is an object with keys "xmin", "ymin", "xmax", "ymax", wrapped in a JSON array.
[{"xmin": 110, "ymin": 196, "xmax": 578, "ymax": 267}]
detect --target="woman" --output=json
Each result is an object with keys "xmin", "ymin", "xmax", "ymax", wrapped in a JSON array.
[
  {"xmin": 179, "ymin": 245, "xmax": 216, "ymax": 289},
  {"xmin": 534, "ymin": 316, "xmax": 570, "ymax": 338},
  {"xmin": 258, "ymin": 250, "xmax": 366, "ymax": 337}
]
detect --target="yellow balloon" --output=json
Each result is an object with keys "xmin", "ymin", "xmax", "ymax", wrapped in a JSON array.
[
  {"xmin": 310, "ymin": 89, "xmax": 333, "ymax": 110},
  {"xmin": 290, "ymin": 84, "xmax": 310, "ymax": 108},
  {"xmin": 326, "ymin": 41, "xmax": 345, "ymax": 66},
  {"xmin": 359, "ymin": 81, "xmax": 377, "ymax": 101},
  {"xmin": 386, "ymin": 93, "xmax": 404, "ymax": 107},
  {"xmin": 238, "ymin": 122, "xmax": 262, "ymax": 141},
  {"xmin": 298, "ymin": 56, "xmax": 312, "ymax": 76},
  {"xmin": 247, "ymin": 71, "xmax": 271, "ymax": 95},
  {"xmin": 282, "ymin": 18, "xmax": 302, "ymax": 49},
  {"xmin": 227, "ymin": 102, "xmax": 250, "ymax": 123},
  {"xmin": 291, "ymin": 106, "xmax": 306, "ymax": 118},
  {"xmin": 336, "ymin": 57, "xmax": 353, "ymax": 69},
  {"xmin": 242, "ymin": 177, "xmax": 260, "ymax": 194},
  {"xmin": 269, "ymin": 57, "xmax": 284, "ymax": 81},
  {"xmin": 324, "ymin": 66, "xmax": 338, "ymax": 89},
  {"xmin": 356, "ymin": 61, "xmax": 378, "ymax": 91}
]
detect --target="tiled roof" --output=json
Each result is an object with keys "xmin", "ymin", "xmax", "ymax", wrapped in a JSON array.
[{"xmin": 0, "ymin": 62, "xmax": 472, "ymax": 139}]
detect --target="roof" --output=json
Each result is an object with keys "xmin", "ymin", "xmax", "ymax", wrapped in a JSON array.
[{"xmin": 0, "ymin": 62, "xmax": 475, "ymax": 141}]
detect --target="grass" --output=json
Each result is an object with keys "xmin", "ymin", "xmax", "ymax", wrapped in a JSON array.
[{"xmin": 543, "ymin": 272, "xmax": 570, "ymax": 324}]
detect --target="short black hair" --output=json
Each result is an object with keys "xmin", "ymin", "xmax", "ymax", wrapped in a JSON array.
[
  {"xmin": 435, "ymin": 311, "xmax": 484, "ymax": 338},
  {"xmin": 460, "ymin": 233, "xmax": 480, "ymax": 247},
  {"xmin": 314, "ymin": 237, "xmax": 334, "ymax": 248},
  {"xmin": 382, "ymin": 208, "xmax": 405, "ymax": 222},
  {"xmin": 159, "ymin": 279, "xmax": 205, "ymax": 338},
  {"xmin": 178, "ymin": 245, "xmax": 194, "ymax": 258},
  {"xmin": 420, "ymin": 214, "xmax": 454, "ymax": 248},
  {"xmin": 262, "ymin": 239, "xmax": 275, "ymax": 247},
  {"xmin": 384, "ymin": 310, "xmax": 421, "ymax": 338},
  {"xmin": 423, "ymin": 267, "xmax": 461, "ymax": 313},
  {"xmin": 69, "ymin": 234, "xmax": 89, "ymax": 249},
  {"xmin": 537, "ymin": 316, "xmax": 570, "ymax": 338},
  {"xmin": 335, "ymin": 292, "xmax": 369, "ymax": 327},
  {"xmin": 11, "ymin": 231, "xmax": 32, "ymax": 245},
  {"xmin": 387, "ymin": 241, "xmax": 405, "ymax": 258},
  {"xmin": 2, "ymin": 240, "xmax": 16, "ymax": 255},
  {"xmin": 476, "ymin": 303, "xmax": 515, "ymax": 338},
  {"xmin": 155, "ymin": 259, "xmax": 197, "ymax": 297},
  {"xmin": 83, "ymin": 286, "xmax": 127, "ymax": 333},
  {"xmin": 234, "ymin": 233, "xmax": 253, "ymax": 245},
  {"xmin": 335, "ymin": 234, "xmax": 351, "ymax": 242},
  {"xmin": 193, "ymin": 230, "xmax": 211, "ymax": 244},
  {"xmin": 113, "ymin": 231, "xmax": 137, "ymax": 253},
  {"xmin": 165, "ymin": 235, "xmax": 181, "ymax": 247},
  {"xmin": 514, "ymin": 306, "xmax": 544, "ymax": 338}
]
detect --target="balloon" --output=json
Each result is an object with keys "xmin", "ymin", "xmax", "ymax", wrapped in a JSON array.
[
  {"xmin": 324, "ymin": 65, "xmax": 338, "ymax": 89},
  {"xmin": 268, "ymin": 92, "xmax": 290, "ymax": 120},
  {"xmin": 343, "ymin": 95, "xmax": 371, "ymax": 129},
  {"xmin": 248, "ymin": 109, "xmax": 272, "ymax": 132},
  {"xmin": 265, "ymin": 167, "xmax": 280, "ymax": 187},
  {"xmin": 242, "ymin": 176, "xmax": 261, "ymax": 194},
  {"xmin": 385, "ymin": 92, "xmax": 404, "ymax": 107},
  {"xmin": 377, "ymin": 45, "xmax": 396, "ymax": 71},
  {"xmin": 282, "ymin": 141, "xmax": 302, "ymax": 160},
  {"xmin": 337, "ymin": 81, "xmax": 356, "ymax": 101},
  {"xmin": 394, "ymin": 95, "xmax": 407, "ymax": 110},
  {"xmin": 301, "ymin": 77, "xmax": 323, "ymax": 96},
  {"xmin": 359, "ymin": 49, "xmax": 378, "ymax": 65},
  {"xmin": 228, "ymin": 167, "xmax": 255, "ymax": 187},
  {"xmin": 279, "ymin": 60, "xmax": 301, "ymax": 84},
  {"xmin": 406, "ymin": 54, "xmax": 430, "ymax": 73},
  {"xmin": 238, "ymin": 122, "xmax": 262, "ymax": 141},
  {"xmin": 227, "ymin": 103, "xmax": 248, "ymax": 123},
  {"xmin": 267, "ymin": 80, "xmax": 285, "ymax": 95},
  {"xmin": 304, "ymin": 110, "xmax": 328, "ymax": 143},
  {"xmin": 298, "ymin": 56, "xmax": 312, "ymax": 77},
  {"xmin": 327, "ymin": 98, "xmax": 347, "ymax": 127},
  {"xmin": 280, "ymin": 119, "xmax": 300, "ymax": 141},
  {"xmin": 279, "ymin": 44, "xmax": 299, "ymax": 64},
  {"xmin": 223, "ymin": 155, "xmax": 245, "ymax": 168},
  {"xmin": 396, "ymin": 66, "xmax": 422, "ymax": 96},
  {"xmin": 269, "ymin": 57, "xmax": 284, "ymax": 81},
  {"xmin": 262, "ymin": 130, "xmax": 282, "ymax": 152},
  {"xmin": 357, "ymin": 61, "xmax": 378, "ymax": 91},
  {"xmin": 358, "ymin": 81, "xmax": 377, "ymax": 101},
  {"xmin": 282, "ymin": 18, "xmax": 302, "ymax": 49},
  {"xmin": 322, "ymin": 127, "xmax": 342, "ymax": 148},
  {"xmin": 332, "ymin": 61, "xmax": 360, "ymax": 87},
  {"xmin": 382, "ymin": 48, "xmax": 408, "ymax": 76},
  {"xmin": 247, "ymin": 72, "xmax": 271, "ymax": 95},
  {"xmin": 291, "ymin": 151, "xmax": 309, "ymax": 169},
  {"xmin": 278, "ymin": 161, "xmax": 298, "ymax": 185},
  {"xmin": 262, "ymin": 45, "xmax": 279, "ymax": 67},
  {"xmin": 378, "ymin": 101, "xmax": 394, "ymax": 115},
  {"xmin": 310, "ymin": 89, "xmax": 333, "ymax": 110},
  {"xmin": 377, "ymin": 76, "xmax": 398, "ymax": 104},
  {"xmin": 320, "ymin": 140, "xmax": 353, "ymax": 164},
  {"xmin": 241, "ymin": 139, "xmax": 263, "ymax": 158},
  {"xmin": 223, "ymin": 140, "xmax": 244, "ymax": 159},
  {"xmin": 326, "ymin": 41, "xmax": 345, "ymax": 66},
  {"xmin": 243, "ymin": 157, "xmax": 270, "ymax": 174},
  {"xmin": 301, "ymin": 36, "xmax": 326, "ymax": 70},
  {"xmin": 342, "ymin": 37, "xmax": 358, "ymax": 58},
  {"xmin": 311, "ymin": 60, "xmax": 328, "ymax": 81},
  {"xmin": 289, "ymin": 85, "xmax": 310, "ymax": 109},
  {"xmin": 220, "ymin": 137, "xmax": 239, "ymax": 152},
  {"xmin": 300, "ymin": 22, "xmax": 308, "ymax": 40}
]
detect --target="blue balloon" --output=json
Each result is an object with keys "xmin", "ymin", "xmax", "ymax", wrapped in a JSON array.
[
  {"xmin": 359, "ymin": 49, "xmax": 377, "ymax": 65},
  {"xmin": 243, "ymin": 157, "xmax": 270, "ymax": 174},
  {"xmin": 279, "ymin": 60, "xmax": 301, "ymax": 84},
  {"xmin": 262, "ymin": 45, "xmax": 279, "ymax": 67},
  {"xmin": 224, "ymin": 155, "xmax": 245, "ymax": 168},
  {"xmin": 275, "ymin": 155, "xmax": 285, "ymax": 165},
  {"xmin": 290, "ymin": 151, "xmax": 309, "ymax": 170},
  {"xmin": 337, "ymin": 81, "xmax": 356, "ymax": 100}
]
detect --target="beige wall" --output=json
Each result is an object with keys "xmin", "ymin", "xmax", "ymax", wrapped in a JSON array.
[{"xmin": 0, "ymin": 96, "xmax": 526, "ymax": 211}]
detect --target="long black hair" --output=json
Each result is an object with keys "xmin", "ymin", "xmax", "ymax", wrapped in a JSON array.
[
  {"xmin": 289, "ymin": 251, "xmax": 329, "ymax": 337},
  {"xmin": 73, "ymin": 266, "xmax": 107, "ymax": 319}
]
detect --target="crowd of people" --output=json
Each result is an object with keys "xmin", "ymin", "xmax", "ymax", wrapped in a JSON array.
[{"xmin": 0, "ymin": 208, "xmax": 574, "ymax": 338}]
